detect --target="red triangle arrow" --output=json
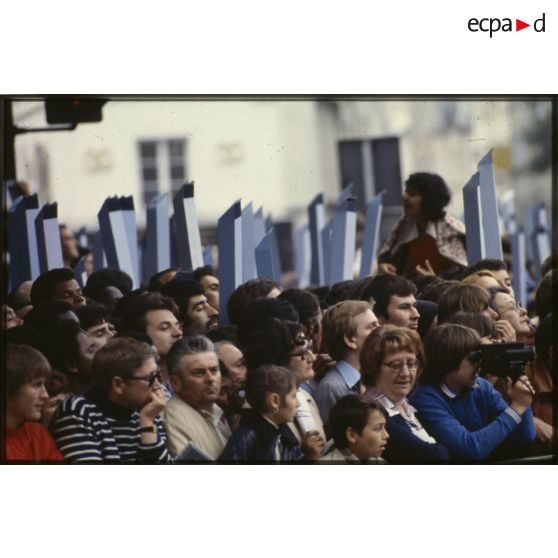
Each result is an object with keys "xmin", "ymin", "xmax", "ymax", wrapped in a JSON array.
[{"xmin": 516, "ymin": 19, "xmax": 530, "ymax": 31}]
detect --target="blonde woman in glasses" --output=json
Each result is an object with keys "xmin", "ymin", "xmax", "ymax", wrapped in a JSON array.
[{"xmin": 360, "ymin": 325, "xmax": 449, "ymax": 462}]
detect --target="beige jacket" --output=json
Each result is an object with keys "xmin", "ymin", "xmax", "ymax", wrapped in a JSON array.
[{"xmin": 164, "ymin": 397, "xmax": 232, "ymax": 460}]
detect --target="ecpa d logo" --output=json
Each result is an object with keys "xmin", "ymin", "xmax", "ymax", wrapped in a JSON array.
[{"xmin": 468, "ymin": 13, "xmax": 545, "ymax": 37}]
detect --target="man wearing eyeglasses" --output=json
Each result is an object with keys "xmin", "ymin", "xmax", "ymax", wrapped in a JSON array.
[{"xmin": 51, "ymin": 337, "xmax": 171, "ymax": 463}]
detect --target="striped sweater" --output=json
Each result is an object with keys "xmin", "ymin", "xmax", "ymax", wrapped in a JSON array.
[{"xmin": 51, "ymin": 389, "xmax": 171, "ymax": 463}]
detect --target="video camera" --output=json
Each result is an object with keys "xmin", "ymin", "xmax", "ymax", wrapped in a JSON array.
[{"xmin": 467, "ymin": 342, "xmax": 535, "ymax": 383}]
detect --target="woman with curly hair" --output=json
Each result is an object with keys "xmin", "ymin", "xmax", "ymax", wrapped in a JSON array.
[
  {"xmin": 377, "ymin": 172, "xmax": 467, "ymax": 278},
  {"xmin": 360, "ymin": 325, "xmax": 449, "ymax": 461}
]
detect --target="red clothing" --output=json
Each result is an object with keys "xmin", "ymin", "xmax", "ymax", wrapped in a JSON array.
[
  {"xmin": 5, "ymin": 422, "xmax": 64, "ymax": 462},
  {"xmin": 407, "ymin": 234, "xmax": 454, "ymax": 275}
]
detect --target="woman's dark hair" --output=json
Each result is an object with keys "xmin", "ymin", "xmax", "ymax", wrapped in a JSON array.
[
  {"xmin": 243, "ymin": 318, "xmax": 306, "ymax": 370},
  {"xmin": 421, "ymin": 324, "xmax": 481, "ymax": 384},
  {"xmin": 444, "ymin": 311, "xmax": 495, "ymax": 339},
  {"xmin": 405, "ymin": 173, "xmax": 451, "ymax": 221},
  {"xmin": 244, "ymin": 364, "xmax": 297, "ymax": 414},
  {"xmin": 278, "ymin": 289, "xmax": 321, "ymax": 332},
  {"xmin": 227, "ymin": 278, "xmax": 280, "ymax": 326},
  {"xmin": 328, "ymin": 395, "xmax": 387, "ymax": 450},
  {"xmin": 6, "ymin": 344, "xmax": 51, "ymax": 397},
  {"xmin": 437, "ymin": 284, "xmax": 491, "ymax": 324},
  {"xmin": 237, "ymin": 298, "xmax": 299, "ymax": 350}
]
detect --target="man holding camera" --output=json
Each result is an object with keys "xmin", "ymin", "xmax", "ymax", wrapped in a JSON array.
[{"xmin": 409, "ymin": 324, "xmax": 536, "ymax": 461}]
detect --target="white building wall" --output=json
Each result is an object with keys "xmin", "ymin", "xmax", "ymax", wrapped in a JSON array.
[{"xmin": 13, "ymin": 99, "xmax": 551, "ymax": 234}]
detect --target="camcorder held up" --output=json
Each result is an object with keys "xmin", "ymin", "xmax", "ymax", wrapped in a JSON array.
[{"xmin": 468, "ymin": 342, "xmax": 535, "ymax": 383}]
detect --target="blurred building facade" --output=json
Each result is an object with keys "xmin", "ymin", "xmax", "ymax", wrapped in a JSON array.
[{"xmin": 13, "ymin": 99, "xmax": 552, "ymax": 238}]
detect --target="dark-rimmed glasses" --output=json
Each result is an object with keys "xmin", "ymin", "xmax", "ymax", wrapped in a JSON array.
[{"xmin": 126, "ymin": 368, "xmax": 162, "ymax": 387}]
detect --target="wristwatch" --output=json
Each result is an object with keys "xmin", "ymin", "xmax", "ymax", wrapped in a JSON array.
[{"xmin": 139, "ymin": 425, "xmax": 156, "ymax": 433}]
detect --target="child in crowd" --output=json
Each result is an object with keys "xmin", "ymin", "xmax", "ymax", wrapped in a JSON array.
[
  {"xmin": 320, "ymin": 395, "xmax": 389, "ymax": 463},
  {"xmin": 219, "ymin": 364, "xmax": 323, "ymax": 462},
  {"xmin": 5, "ymin": 344, "xmax": 64, "ymax": 462}
]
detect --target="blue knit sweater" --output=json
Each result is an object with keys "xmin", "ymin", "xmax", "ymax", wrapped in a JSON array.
[{"xmin": 409, "ymin": 377, "xmax": 535, "ymax": 460}]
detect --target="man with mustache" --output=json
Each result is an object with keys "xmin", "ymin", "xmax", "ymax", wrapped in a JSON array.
[
  {"xmin": 164, "ymin": 335, "xmax": 232, "ymax": 460},
  {"xmin": 159, "ymin": 276, "xmax": 219, "ymax": 335}
]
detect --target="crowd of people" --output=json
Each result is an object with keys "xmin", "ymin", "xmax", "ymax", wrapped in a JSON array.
[{"xmin": 3, "ymin": 173, "xmax": 555, "ymax": 463}]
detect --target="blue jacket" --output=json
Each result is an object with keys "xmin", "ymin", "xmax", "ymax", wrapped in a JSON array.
[
  {"xmin": 383, "ymin": 414, "xmax": 450, "ymax": 462},
  {"xmin": 219, "ymin": 410, "xmax": 304, "ymax": 463},
  {"xmin": 409, "ymin": 378, "xmax": 536, "ymax": 460}
]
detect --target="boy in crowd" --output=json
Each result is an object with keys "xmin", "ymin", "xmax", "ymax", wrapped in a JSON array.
[
  {"xmin": 5, "ymin": 344, "xmax": 63, "ymax": 461},
  {"xmin": 320, "ymin": 395, "xmax": 389, "ymax": 463}
]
